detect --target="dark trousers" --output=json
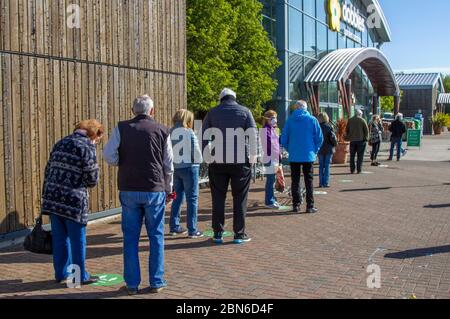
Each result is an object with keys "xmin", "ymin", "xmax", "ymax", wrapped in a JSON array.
[
  {"xmin": 290, "ymin": 162, "xmax": 314, "ymax": 209},
  {"xmin": 208, "ymin": 164, "xmax": 252, "ymax": 236},
  {"xmin": 389, "ymin": 137, "xmax": 403, "ymax": 161},
  {"xmin": 350, "ymin": 141, "xmax": 367, "ymax": 173},
  {"xmin": 371, "ymin": 142, "xmax": 381, "ymax": 161}
]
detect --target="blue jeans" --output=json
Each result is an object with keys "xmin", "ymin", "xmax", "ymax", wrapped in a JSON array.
[
  {"xmin": 50, "ymin": 214, "xmax": 89, "ymax": 282},
  {"xmin": 120, "ymin": 191, "xmax": 166, "ymax": 289},
  {"xmin": 319, "ymin": 154, "xmax": 333, "ymax": 187},
  {"xmin": 390, "ymin": 137, "xmax": 403, "ymax": 160},
  {"xmin": 170, "ymin": 166, "xmax": 200, "ymax": 235},
  {"xmin": 265, "ymin": 174, "xmax": 277, "ymax": 206}
]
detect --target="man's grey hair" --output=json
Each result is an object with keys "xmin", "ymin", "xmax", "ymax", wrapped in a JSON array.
[
  {"xmin": 396, "ymin": 113, "xmax": 404, "ymax": 120},
  {"xmin": 356, "ymin": 109, "xmax": 363, "ymax": 117},
  {"xmin": 295, "ymin": 100, "xmax": 308, "ymax": 111},
  {"xmin": 133, "ymin": 95, "xmax": 154, "ymax": 115}
]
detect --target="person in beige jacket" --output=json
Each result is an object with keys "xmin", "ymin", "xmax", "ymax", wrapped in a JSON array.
[{"xmin": 345, "ymin": 110, "xmax": 369, "ymax": 174}]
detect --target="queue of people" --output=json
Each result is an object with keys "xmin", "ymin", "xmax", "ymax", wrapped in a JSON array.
[{"xmin": 41, "ymin": 88, "xmax": 406, "ymax": 295}]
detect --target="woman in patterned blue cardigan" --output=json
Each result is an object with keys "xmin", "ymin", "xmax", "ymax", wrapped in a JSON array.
[{"xmin": 42, "ymin": 120, "xmax": 104, "ymax": 285}]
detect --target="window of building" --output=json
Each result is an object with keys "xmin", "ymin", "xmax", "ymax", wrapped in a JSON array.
[
  {"xmin": 319, "ymin": 82, "xmax": 328, "ymax": 102},
  {"xmin": 304, "ymin": 15, "xmax": 316, "ymax": 57},
  {"xmin": 303, "ymin": 0, "xmax": 316, "ymax": 17},
  {"xmin": 288, "ymin": 8, "xmax": 303, "ymax": 55},
  {"xmin": 338, "ymin": 32, "xmax": 346, "ymax": 49},
  {"xmin": 289, "ymin": 0, "xmax": 302, "ymax": 11},
  {"xmin": 316, "ymin": 0, "xmax": 327, "ymax": 23},
  {"xmin": 328, "ymin": 29, "xmax": 337, "ymax": 53},
  {"xmin": 328, "ymin": 81, "xmax": 338, "ymax": 104},
  {"xmin": 317, "ymin": 23, "xmax": 328, "ymax": 58}
]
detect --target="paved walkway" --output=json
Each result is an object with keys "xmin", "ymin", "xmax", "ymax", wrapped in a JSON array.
[{"xmin": 1, "ymin": 134, "xmax": 450, "ymax": 299}]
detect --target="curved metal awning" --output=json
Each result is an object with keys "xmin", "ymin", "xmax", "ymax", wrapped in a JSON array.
[
  {"xmin": 304, "ymin": 48, "xmax": 400, "ymax": 97},
  {"xmin": 438, "ymin": 93, "xmax": 450, "ymax": 104}
]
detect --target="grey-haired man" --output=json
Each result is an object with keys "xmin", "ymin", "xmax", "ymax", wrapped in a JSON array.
[
  {"xmin": 104, "ymin": 95, "xmax": 174, "ymax": 295},
  {"xmin": 202, "ymin": 88, "xmax": 258, "ymax": 244}
]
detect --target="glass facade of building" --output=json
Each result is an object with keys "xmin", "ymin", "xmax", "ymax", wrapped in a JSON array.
[{"xmin": 261, "ymin": 0, "xmax": 388, "ymax": 123}]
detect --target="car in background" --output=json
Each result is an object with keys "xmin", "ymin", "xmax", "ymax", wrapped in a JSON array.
[{"xmin": 382, "ymin": 112, "xmax": 395, "ymax": 123}]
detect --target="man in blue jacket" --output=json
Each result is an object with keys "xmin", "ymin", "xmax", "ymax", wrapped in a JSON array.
[{"xmin": 281, "ymin": 100, "xmax": 324, "ymax": 214}]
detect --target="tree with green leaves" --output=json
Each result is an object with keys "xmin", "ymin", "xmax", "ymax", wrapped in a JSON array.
[
  {"xmin": 443, "ymin": 75, "xmax": 450, "ymax": 93},
  {"xmin": 380, "ymin": 91, "xmax": 404, "ymax": 114},
  {"xmin": 380, "ymin": 96, "xmax": 394, "ymax": 114},
  {"xmin": 186, "ymin": 0, "xmax": 281, "ymax": 118}
]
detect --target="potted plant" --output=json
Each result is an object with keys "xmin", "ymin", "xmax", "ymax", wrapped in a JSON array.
[
  {"xmin": 333, "ymin": 119, "xmax": 350, "ymax": 164},
  {"xmin": 432, "ymin": 113, "xmax": 447, "ymax": 135}
]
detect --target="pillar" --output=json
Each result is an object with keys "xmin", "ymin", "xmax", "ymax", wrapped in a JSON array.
[
  {"xmin": 313, "ymin": 84, "xmax": 320, "ymax": 116},
  {"xmin": 394, "ymin": 93, "xmax": 400, "ymax": 115},
  {"xmin": 345, "ymin": 79, "xmax": 352, "ymax": 117},
  {"xmin": 275, "ymin": 0, "xmax": 289, "ymax": 127},
  {"xmin": 372, "ymin": 95, "xmax": 379, "ymax": 115}
]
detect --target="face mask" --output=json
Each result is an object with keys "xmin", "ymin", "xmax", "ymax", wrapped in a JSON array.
[{"xmin": 270, "ymin": 118, "xmax": 278, "ymax": 127}]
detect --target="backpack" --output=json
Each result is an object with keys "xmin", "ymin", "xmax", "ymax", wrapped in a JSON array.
[{"xmin": 329, "ymin": 130, "xmax": 338, "ymax": 147}]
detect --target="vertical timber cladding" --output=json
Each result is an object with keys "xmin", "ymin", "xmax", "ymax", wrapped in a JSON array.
[{"xmin": 0, "ymin": 0, "xmax": 187, "ymax": 234}]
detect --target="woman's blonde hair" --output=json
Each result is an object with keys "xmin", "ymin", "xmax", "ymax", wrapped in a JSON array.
[
  {"xmin": 75, "ymin": 120, "xmax": 104, "ymax": 141},
  {"xmin": 372, "ymin": 115, "xmax": 380, "ymax": 122},
  {"xmin": 263, "ymin": 110, "xmax": 278, "ymax": 126},
  {"xmin": 172, "ymin": 109, "xmax": 194, "ymax": 129},
  {"xmin": 317, "ymin": 112, "xmax": 330, "ymax": 124}
]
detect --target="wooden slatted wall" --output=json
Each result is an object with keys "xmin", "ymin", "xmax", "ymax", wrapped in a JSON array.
[{"xmin": 0, "ymin": 0, "xmax": 187, "ymax": 234}]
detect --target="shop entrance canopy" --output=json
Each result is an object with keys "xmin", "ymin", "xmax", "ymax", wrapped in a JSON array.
[{"xmin": 304, "ymin": 48, "xmax": 400, "ymax": 116}]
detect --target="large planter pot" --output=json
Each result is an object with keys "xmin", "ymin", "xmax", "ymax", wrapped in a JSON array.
[
  {"xmin": 333, "ymin": 142, "xmax": 350, "ymax": 164},
  {"xmin": 434, "ymin": 125, "xmax": 443, "ymax": 135}
]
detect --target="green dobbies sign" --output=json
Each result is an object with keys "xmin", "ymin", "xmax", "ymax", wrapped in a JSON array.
[
  {"xmin": 90, "ymin": 274, "xmax": 124, "ymax": 287},
  {"xmin": 407, "ymin": 129, "xmax": 421, "ymax": 147},
  {"xmin": 203, "ymin": 230, "xmax": 233, "ymax": 238}
]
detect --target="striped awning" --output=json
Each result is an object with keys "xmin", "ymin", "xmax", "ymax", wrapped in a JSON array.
[
  {"xmin": 304, "ymin": 48, "xmax": 399, "ymax": 96},
  {"xmin": 438, "ymin": 93, "xmax": 450, "ymax": 104}
]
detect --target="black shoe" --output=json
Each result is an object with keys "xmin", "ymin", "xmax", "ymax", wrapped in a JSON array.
[
  {"xmin": 82, "ymin": 277, "xmax": 99, "ymax": 286},
  {"xmin": 293, "ymin": 205, "xmax": 300, "ymax": 213},
  {"xmin": 306, "ymin": 207, "xmax": 318, "ymax": 214},
  {"xmin": 212, "ymin": 232, "xmax": 223, "ymax": 244},
  {"xmin": 126, "ymin": 287, "xmax": 139, "ymax": 296},
  {"xmin": 148, "ymin": 286, "xmax": 166, "ymax": 294},
  {"xmin": 234, "ymin": 234, "xmax": 252, "ymax": 244}
]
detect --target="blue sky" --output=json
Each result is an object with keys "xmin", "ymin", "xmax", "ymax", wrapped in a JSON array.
[{"xmin": 378, "ymin": 0, "xmax": 450, "ymax": 74}]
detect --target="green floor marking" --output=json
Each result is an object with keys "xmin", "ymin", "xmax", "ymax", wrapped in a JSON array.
[
  {"xmin": 314, "ymin": 191, "xmax": 328, "ymax": 195},
  {"xmin": 362, "ymin": 171, "xmax": 374, "ymax": 174},
  {"xmin": 90, "ymin": 274, "xmax": 124, "ymax": 287},
  {"xmin": 340, "ymin": 180, "xmax": 353, "ymax": 183},
  {"xmin": 278, "ymin": 206, "xmax": 291, "ymax": 211},
  {"xmin": 203, "ymin": 230, "xmax": 233, "ymax": 238}
]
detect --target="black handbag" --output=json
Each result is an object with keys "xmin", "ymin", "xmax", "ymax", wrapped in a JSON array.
[{"xmin": 23, "ymin": 215, "xmax": 53, "ymax": 255}]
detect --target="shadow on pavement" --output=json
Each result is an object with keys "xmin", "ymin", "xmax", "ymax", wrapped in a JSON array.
[
  {"xmin": 341, "ymin": 183, "xmax": 449, "ymax": 193},
  {"xmin": 384, "ymin": 245, "xmax": 450, "ymax": 259},
  {"xmin": 424, "ymin": 203, "xmax": 450, "ymax": 209},
  {"xmin": 0, "ymin": 279, "xmax": 62, "ymax": 295},
  {"xmin": 0, "ymin": 285, "xmax": 130, "ymax": 299},
  {"xmin": 0, "ymin": 207, "xmax": 301, "ymax": 264}
]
